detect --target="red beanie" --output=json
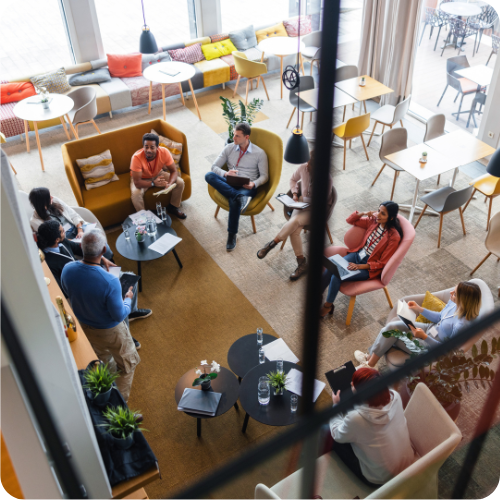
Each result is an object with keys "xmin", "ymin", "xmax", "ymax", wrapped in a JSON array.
[{"xmin": 352, "ymin": 367, "xmax": 391, "ymax": 407}]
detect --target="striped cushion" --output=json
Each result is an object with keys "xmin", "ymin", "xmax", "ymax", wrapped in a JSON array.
[
  {"xmin": 151, "ymin": 129, "xmax": 182, "ymax": 171},
  {"xmin": 168, "ymin": 43, "xmax": 205, "ymax": 64},
  {"xmin": 76, "ymin": 149, "xmax": 119, "ymax": 190},
  {"xmin": 30, "ymin": 67, "xmax": 71, "ymax": 94},
  {"xmin": 210, "ymin": 33, "xmax": 230, "ymax": 43}
]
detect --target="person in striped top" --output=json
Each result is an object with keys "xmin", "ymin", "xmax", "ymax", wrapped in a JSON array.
[{"xmin": 320, "ymin": 202, "xmax": 403, "ymax": 317}]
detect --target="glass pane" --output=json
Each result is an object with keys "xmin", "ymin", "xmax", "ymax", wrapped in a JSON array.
[
  {"xmin": 0, "ymin": 0, "xmax": 73, "ymax": 81},
  {"xmin": 94, "ymin": 0, "xmax": 192, "ymax": 54},
  {"xmin": 220, "ymin": 0, "xmax": 290, "ymax": 33}
]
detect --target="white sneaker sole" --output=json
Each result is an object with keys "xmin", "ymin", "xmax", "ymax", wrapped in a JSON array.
[{"xmin": 129, "ymin": 311, "xmax": 153, "ymax": 322}]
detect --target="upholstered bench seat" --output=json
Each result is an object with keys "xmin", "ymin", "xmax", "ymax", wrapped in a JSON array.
[{"xmin": 194, "ymin": 59, "xmax": 231, "ymax": 87}]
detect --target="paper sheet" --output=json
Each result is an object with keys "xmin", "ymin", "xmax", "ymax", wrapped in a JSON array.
[
  {"xmin": 261, "ymin": 338, "xmax": 299, "ymax": 364},
  {"xmin": 153, "ymin": 183, "xmax": 177, "ymax": 197},
  {"xmin": 148, "ymin": 233, "xmax": 182, "ymax": 255},
  {"xmin": 129, "ymin": 209, "xmax": 162, "ymax": 225},
  {"xmin": 285, "ymin": 368, "xmax": 325, "ymax": 402},
  {"xmin": 108, "ymin": 266, "xmax": 121, "ymax": 278},
  {"xmin": 71, "ymin": 223, "xmax": 97, "ymax": 242}
]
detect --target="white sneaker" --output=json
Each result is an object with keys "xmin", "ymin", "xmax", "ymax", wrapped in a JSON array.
[
  {"xmin": 356, "ymin": 361, "xmax": 370, "ymax": 370},
  {"xmin": 354, "ymin": 350, "xmax": 370, "ymax": 364}
]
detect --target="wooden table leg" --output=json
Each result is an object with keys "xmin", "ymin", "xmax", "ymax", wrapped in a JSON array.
[
  {"xmin": 280, "ymin": 56, "xmax": 284, "ymax": 99},
  {"xmin": 60, "ymin": 117, "xmax": 71, "ymax": 141},
  {"xmin": 24, "ymin": 120, "xmax": 30, "ymax": 152},
  {"xmin": 33, "ymin": 122, "xmax": 45, "ymax": 172},
  {"xmin": 178, "ymin": 83, "xmax": 185, "ymax": 106},
  {"xmin": 162, "ymin": 84, "xmax": 166, "ymax": 120},
  {"xmin": 188, "ymin": 79, "xmax": 202, "ymax": 121},
  {"xmin": 65, "ymin": 115, "xmax": 78, "ymax": 139},
  {"xmin": 148, "ymin": 81, "xmax": 152, "ymax": 114}
]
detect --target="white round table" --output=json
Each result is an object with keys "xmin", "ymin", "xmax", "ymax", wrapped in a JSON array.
[
  {"xmin": 13, "ymin": 93, "xmax": 75, "ymax": 171},
  {"xmin": 440, "ymin": 2, "xmax": 482, "ymax": 17},
  {"xmin": 257, "ymin": 37, "xmax": 306, "ymax": 99},
  {"xmin": 143, "ymin": 61, "xmax": 201, "ymax": 121}
]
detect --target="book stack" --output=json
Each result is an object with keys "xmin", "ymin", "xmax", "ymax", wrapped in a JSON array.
[{"xmin": 177, "ymin": 388, "xmax": 221, "ymax": 416}]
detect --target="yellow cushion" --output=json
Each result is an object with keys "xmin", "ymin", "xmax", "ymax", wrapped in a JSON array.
[
  {"xmin": 201, "ymin": 40, "xmax": 237, "ymax": 61},
  {"xmin": 76, "ymin": 149, "xmax": 120, "ymax": 190},
  {"xmin": 194, "ymin": 59, "xmax": 230, "ymax": 87},
  {"xmin": 255, "ymin": 23, "xmax": 288, "ymax": 44},
  {"xmin": 416, "ymin": 291, "xmax": 446, "ymax": 324}
]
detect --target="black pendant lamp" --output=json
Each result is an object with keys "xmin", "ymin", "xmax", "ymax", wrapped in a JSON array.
[
  {"xmin": 139, "ymin": 0, "xmax": 158, "ymax": 54},
  {"xmin": 283, "ymin": 3, "xmax": 310, "ymax": 164},
  {"xmin": 486, "ymin": 148, "xmax": 500, "ymax": 177}
]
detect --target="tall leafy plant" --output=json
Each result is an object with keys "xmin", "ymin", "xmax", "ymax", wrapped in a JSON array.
[{"xmin": 220, "ymin": 96, "xmax": 264, "ymax": 142}]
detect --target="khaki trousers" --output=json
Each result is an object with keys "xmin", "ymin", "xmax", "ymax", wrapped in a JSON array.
[
  {"xmin": 80, "ymin": 320, "xmax": 140, "ymax": 402},
  {"xmin": 277, "ymin": 208, "xmax": 311, "ymax": 257},
  {"xmin": 130, "ymin": 171, "xmax": 185, "ymax": 211}
]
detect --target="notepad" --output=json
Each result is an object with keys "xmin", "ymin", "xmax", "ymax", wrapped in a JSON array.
[
  {"xmin": 108, "ymin": 266, "xmax": 121, "ymax": 278},
  {"xmin": 285, "ymin": 368, "xmax": 325, "ymax": 402},
  {"xmin": 397, "ymin": 300, "xmax": 417, "ymax": 329},
  {"xmin": 160, "ymin": 69, "xmax": 180, "ymax": 77},
  {"xmin": 177, "ymin": 388, "xmax": 221, "ymax": 416},
  {"xmin": 148, "ymin": 233, "xmax": 182, "ymax": 255},
  {"xmin": 325, "ymin": 361, "xmax": 356, "ymax": 402},
  {"xmin": 153, "ymin": 183, "xmax": 177, "ymax": 197},
  {"xmin": 261, "ymin": 338, "xmax": 299, "ymax": 364},
  {"xmin": 276, "ymin": 194, "xmax": 310, "ymax": 210}
]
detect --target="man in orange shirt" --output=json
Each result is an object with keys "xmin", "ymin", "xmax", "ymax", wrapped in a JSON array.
[{"xmin": 130, "ymin": 133, "xmax": 187, "ymax": 219}]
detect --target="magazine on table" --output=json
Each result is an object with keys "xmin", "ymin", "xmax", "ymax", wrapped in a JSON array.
[
  {"xmin": 322, "ymin": 254, "xmax": 360, "ymax": 281},
  {"xmin": 275, "ymin": 193, "xmax": 310, "ymax": 210},
  {"xmin": 397, "ymin": 300, "xmax": 417, "ymax": 329},
  {"xmin": 177, "ymin": 388, "xmax": 221, "ymax": 416}
]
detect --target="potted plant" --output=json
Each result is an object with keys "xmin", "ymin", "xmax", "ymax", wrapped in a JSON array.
[
  {"xmin": 193, "ymin": 360, "xmax": 220, "ymax": 391},
  {"xmin": 267, "ymin": 370, "xmax": 288, "ymax": 396},
  {"xmin": 100, "ymin": 406, "xmax": 147, "ymax": 450},
  {"xmin": 83, "ymin": 362, "xmax": 119, "ymax": 407},
  {"xmin": 220, "ymin": 97, "xmax": 264, "ymax": 144},
  {"xmin": 36, "ymin": 86, "xmax": 50, "ymax": 109},
  {"xmin": 135, "ymin": 225, "xmax": 147, "ymax": 243}
]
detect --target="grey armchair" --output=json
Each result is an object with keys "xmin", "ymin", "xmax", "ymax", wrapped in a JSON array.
[
  {"xmin": 486, "ymin": 34, "xmax": 499, "ymax": 66},
  {"xmin": 467, "ymin": 91, "xmax": 487, "ymax": 128},
  {"xmin": 301, "ymin": 30, "xmax": 321, "ymax": 75},
  {"xmin": 286, "ymin": 76, "xmax": 316, "ymax": 130},
  {"xmin": 65, "ymin": 87, "xmax": 102, "ymax": 139},
  {"xmin": 440, "ymin": 17, "xmax": 477, "ymax": 57},
  {"xmin": 414, "ymin": 185, "xmax": 473, "ymax": 248},
  {"xmin": 419, "ymin": 7, "xmax": 446, "ymax": 51}
]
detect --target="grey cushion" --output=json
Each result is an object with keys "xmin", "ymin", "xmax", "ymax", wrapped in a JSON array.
[
  {"xmin": 69, "ymin": 68, "xmax": 111, "ymax": 86},
  {"xmin": 141, "ymin": 51, "xmax": 172, "ymax": 71},
  {"xmin": 229, "ymin": 25, "xmax": 257, "ymax": 51},
  {"xmin": 161, "ymin": 42, "xmax": 185, "ymax": 52},
  {"xmin": 90, "ymin": 58, "xmax": 108, "ymax": 70},
  {"xmin": 98, "ymin": 78, "xmax": 132, "ymax": 111}
]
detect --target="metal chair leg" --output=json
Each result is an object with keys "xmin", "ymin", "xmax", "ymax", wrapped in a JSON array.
[{"xmin": 437, "ymin": 85, "xmax": 448, "ymax": 106}]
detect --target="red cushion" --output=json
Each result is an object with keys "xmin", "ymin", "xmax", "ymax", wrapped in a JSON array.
[
  {"xmin": 1, "ymin": 82, "xmax": 37, "ymax": 104},
  {"xmin": 107, "ymin": 53, "xmax": 143, "ymax": 78}
]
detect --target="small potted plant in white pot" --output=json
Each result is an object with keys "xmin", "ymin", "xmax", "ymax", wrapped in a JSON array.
[
  {"xmin": 193, "ymin": 360, "xmax": 220, "ymax": 391},
  {"xmin": 83, "ymin": 362, "xmax": 119, "ymax": 407},
  {"xmin": 100, "ymin": 406, "xmax": 147, "ymax": 450}
]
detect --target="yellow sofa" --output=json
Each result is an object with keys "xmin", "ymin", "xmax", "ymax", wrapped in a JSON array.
[{"xmin": 61, "ymin": 119, "xmax": 191, "ymax": 228}]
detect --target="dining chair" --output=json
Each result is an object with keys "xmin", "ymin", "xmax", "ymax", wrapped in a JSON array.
[
  {"xmin": 424, "ymin": 113, "xmax": 446, "ymax": 185},
  {"xmin": 286, "ymin": 76, "xmax": 316, "ymax": 130},
  {"xmin": 419, "ymin": 7, "xmax": 446, "ymax": 51},
  {"xmin": 371, "ymin": 128, "xmax": 407, "ymax": 201},
  {"xmin": 466, "ymin": 91, "xmax": 487, "ymax": 128},
  {"xmin": 469, "ymin": 5, "xmax": 498, "ymax": 56},
  {"xmin": 463, "ymin": 173, "xmax": 500, "ymax": 230},
  {"xmin": 486, "ymin": 34, "xmax": 499, "ymax": 66},
  {"xmin": 65, "ymin": 87, "xmax": 101, "ymax": 139},
  {"xmin": 414, "ymin": 185, "xmax": 473, "ymax": 248},
  {"xmin": 334, "ymin": 65, "xmax": 358, "ymax": 119},
  {"xmin": 367, "ymin": 95, "xmax": 411, "ymax": 147},
  {"xmin": 470, "ymin": 212, "xmax": 500, "ymax": 275},
  {"xmin": 301, "ymin": 30, "xmax": 321, "ymax": 75},
  {"xmin": 332, "ymin": 113, "xmax": 370, "ymax": 170},
  {"xmin": 440, "ymin": 18, "xmax": 477, "ymax": 57},
  {"xmin": 232, "ymin": 51, "xmax": 270, "ymax": 104}
]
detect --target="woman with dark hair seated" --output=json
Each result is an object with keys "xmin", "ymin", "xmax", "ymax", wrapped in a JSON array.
[
  {"xmin": 329, "ymin": 367, "xmax": 415, "ymax": 486},
  {"xmin": 320, "ymin": 201, "xmax": 403, "ymax": 317}
]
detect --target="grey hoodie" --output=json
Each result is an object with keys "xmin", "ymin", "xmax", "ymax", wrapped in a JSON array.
[{"xmin": 329, "ymin": 390, "xmax": 416, "ymax": 484}]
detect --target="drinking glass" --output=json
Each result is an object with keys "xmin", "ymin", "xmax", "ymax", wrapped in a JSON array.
[
  {"xmin": 122, "ymin": 224, "xmax": 130, "ymax": 240},
  {"xmin": 290, "ymin": 394, "xmax": 298, "ymax": 413},
  {"xmin": 258, "ymin": 377, "xmax": 270, "ymax": 405},
  {"xmin": 276, "ymin": 359, "xmax": 284, "ymax": 374},
  {"xmin": 259, "ymin": 347, "xmax": 265, "ymax": 364},
  {"xmin": 156, "ymin": 201, "xmax": 162, "ymax": 218},
  {"xmin": 161, "ymin": 206, "xmax": 168, "ymax": 223},
  {"xmin": 257, "ymin": 328, "xmax": 263, "ymax": 345},
  {"xmin": 146, "ymin": 216, "xmax": 155, "ymax": 236}
]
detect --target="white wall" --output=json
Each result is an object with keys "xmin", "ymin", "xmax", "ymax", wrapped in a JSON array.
[{"xmin": 478, "ymin": 54, "xmax": 500, "ymax": 149}]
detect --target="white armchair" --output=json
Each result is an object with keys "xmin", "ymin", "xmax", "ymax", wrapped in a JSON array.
[
  {"xmin": 255, "ymin": 383, "xmax": 462, "ymax": 499},
  {"xmin": 301, "ymin": 31, "xmax": 321, "ymax": 75}
]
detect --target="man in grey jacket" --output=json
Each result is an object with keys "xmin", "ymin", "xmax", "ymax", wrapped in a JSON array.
[{"xmin": 205, "ymin": 122, "xmax": 269, "ymax": 251}]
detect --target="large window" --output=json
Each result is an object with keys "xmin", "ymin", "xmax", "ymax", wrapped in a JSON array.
[
  {"xmin": 0, "ymin": 0, "xmax": 74, "ymax": 81},
  {"xmin": 220, "ymin": 0, "xmax": 290, "ymax": 33},
  {"xmin": 94, "ymin": 0, "xmax": 194, "ymax": 54}
]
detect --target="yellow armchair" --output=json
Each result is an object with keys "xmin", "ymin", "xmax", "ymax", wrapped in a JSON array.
[
  {"xmin": 232, "ymin": 52, "xmax": 270, "ymax": 104},
  {"xmin": 332, "ymin": 112, "xmax": 370, "ymax": 170},
  {"xmin": 208, "ymin": 127, "xmax": 283, "ymax": 233}
]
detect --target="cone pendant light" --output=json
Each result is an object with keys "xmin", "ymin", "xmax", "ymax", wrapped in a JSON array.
[{"xmin": 139, "ymin": 0, "xmax": 158, "ymax": 54}]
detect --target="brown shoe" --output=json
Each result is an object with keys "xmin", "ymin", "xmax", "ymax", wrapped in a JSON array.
[
  {"xmin": 290, "ymin": 257, "xmax": 308, "ymax": 281},
  {"xmin": 319, "ymin": 303, "xmax": 334, "ymax": 317},
  {"xmin": 257, "ymin": 240, "xmax": 277, "ymax": 259},
  {"xmin": 167, "ymin": 205, "xmax": 187, "ymax": 220}
]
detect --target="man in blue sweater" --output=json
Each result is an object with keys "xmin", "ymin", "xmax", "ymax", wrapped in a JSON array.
[{"xmin": 62, "ymin": 229, "xmax": 141, "ymax": 402}]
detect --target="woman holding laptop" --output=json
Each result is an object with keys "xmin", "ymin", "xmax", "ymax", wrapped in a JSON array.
[
  {"xmin": 320, "ymin": 202, "xmax": 403, "ymax": 317},
  {"xmin": 354, "ymin": 281, "xmax": 482, "ymax": 369},
  {"xmin": 256, "ymin": 151, "xmax": 333, "ymax": 281}
]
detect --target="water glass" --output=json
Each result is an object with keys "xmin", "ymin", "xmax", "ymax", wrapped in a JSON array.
[
  {"xmin": 161, "ymin": 206, "xmax": 168, "ymax": 223},
  {"xmin": 146, "ymin": 217, "xmax": 155, "ymax": 236},
  {"xmin": 276, "ymin": 359, "xmax": 284, "ymax": 374},
  {"xmin": 257, "ymin": 328, "xmax": 263, "ymax": 345},
  {"xmin": 156, "ymin": 201, "xmax": 162, "ymax": 218},
  {"xmin": 290, "ymin": 394, "xmax": 298, "ymax": 413},
  {"xmin": 258, "ymin": 377, "xmax": 270, "ymax": 405},
  {"xmin": 122, "ymin": 224, "xmax": 130, "ymax": 240},
  {"xmin": 259, "ymin": 347, "xmax": 265, "ymax": 364}
]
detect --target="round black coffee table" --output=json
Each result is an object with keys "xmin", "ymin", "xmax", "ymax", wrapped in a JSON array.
[
  {"xmin": 115, "ymin": 217, "xmax": 182, "ymax": 291},
  {"xmin": 239, "ymin": 361, "xmax": 301, "ymax": 433},
  {"xmin": 227, "ymin": 333, "xmax": 278, "ymax": 381},
  {"xmin": 175, "ymin": 367, "xmax": 240, "ymax": 437}
]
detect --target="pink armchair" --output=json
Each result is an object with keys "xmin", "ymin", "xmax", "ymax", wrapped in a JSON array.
[{"xmin": 324, "ymin": 214, "xmax": 415, "ymax": 325}]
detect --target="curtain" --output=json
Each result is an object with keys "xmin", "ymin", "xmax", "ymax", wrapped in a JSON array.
[{"xmin": 357, "ymin": 0, "xmax": 424, "ymax": 106}]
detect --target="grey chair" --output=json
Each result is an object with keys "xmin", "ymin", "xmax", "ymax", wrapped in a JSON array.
[
  {"xmin": 424, "ymin": 113, "xmax": 446, "ymax": 185},
  {"xmin": 367, "ymin": 94, "xmax": 411, "ymax": 147},
  {"xmin": 301, "ymin": 31, "xmax": 321, "ymax": 75},
  {"xmin": 65, "ymin": 87, "xmax": 101, "ymax": 139},
  {"xmin": 469, "ymin": 5, "xmax": 498, "ymax": 56},
  {"xmin": 486, "ymin": 34, "xmax": 499, "ymax": 66},
  {"xmin": 467, "ymin": 91, "xmax": 487, "ymax": 128},
  {"xmin": 335, "ymin": 65, "xmax": 358, "ymax": 120},
  {"xmin": 440, "ymin": 18, "xmax": 477, "ymax": 57},
  {"xmin": 414, "ymin": 185, "xmax": 473, "ymax": 248},
  {"xmin": 286, "ymin": 76, "xmax": 316, "ymax": 130},
  {"xmin": 371, "ymin": 128, "xmax": 407, "ymax": 200},
  {"xmin": 419, "ymin": 7, "xmax": 446, "ymax": 51}
]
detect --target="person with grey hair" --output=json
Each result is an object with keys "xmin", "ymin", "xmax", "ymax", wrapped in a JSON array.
[{"xmin": 61, "ymin": 229, "xmax": 151, "ymax": 402}]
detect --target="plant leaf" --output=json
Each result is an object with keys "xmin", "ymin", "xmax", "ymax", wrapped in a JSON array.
[
  {"xmin": 473, "ymin": 366, "xmax": 478, "ymax": 378},
  {"xmin": 481, "ymin": 340, "xmax": 488, "ymax": 356},
  {"xmin": 464, "ymin": 369, "xmax": 469, "ymax": 380},
  {"xmin": 472, "ymin": 344, "xmax": 478, "ymax": 358},
  {"xmin": 490, "ymin": 369, "xmax": 495, "ymax": 381}
]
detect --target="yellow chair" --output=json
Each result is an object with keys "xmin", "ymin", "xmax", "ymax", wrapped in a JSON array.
[
  {"xmin": 232, "ymin": 51, "xmax": 270, "ymax": 105},
  {"xmin": 0, "ymin": 133, "xmax": 16, "ymax": 174},
  {"xmin": 209, "ymin": 127, "xmax": 283, "ymax": 233},
  {"xmin": 332, "ymin": 113, "xmax": 370, "ymax": 170},
  {"xmin": 463, "ymin": 174, "xmax": 500, "ymax": 230}
]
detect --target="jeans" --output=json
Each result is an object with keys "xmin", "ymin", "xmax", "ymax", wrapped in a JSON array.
[
  {"xmin": 322, "ymin": 252, "xmax": 370, "ymax": 303},
  {"xmin": 205, "ymin": 172, "xmax": 257, "ymax": 234}
]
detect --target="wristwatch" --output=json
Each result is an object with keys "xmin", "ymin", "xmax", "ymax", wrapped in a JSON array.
[{"xmin": 151, "ymin": 180, "xmax": 155, "ymax": 187}]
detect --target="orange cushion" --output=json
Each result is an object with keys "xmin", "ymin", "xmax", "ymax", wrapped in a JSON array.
[
  {"xmin": 1, "ymin": 82, "xmax": 37, "ymax": 104},
  {"xmin": 107, "ymin": 53, "xmax": 143, "ymax": 78}
]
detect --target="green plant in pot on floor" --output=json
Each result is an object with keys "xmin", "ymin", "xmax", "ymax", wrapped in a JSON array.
[
  {"xmin": 193, "ymin": 360, "xmax": 220, "ymax": 391},
  {"xmin": 267, "ymin": 370, "xmax": 288, "ymax": 396},
  {"xmin": 83, "ymin": 362, "xmax": 119, "ymax": 407},
  {"xmin": 220, "ymin": 97, "xmax": 264, "ymax": 143},
  {"xmin": 100, "ymin": 406, "xmax": 147, "ymax": 450}
]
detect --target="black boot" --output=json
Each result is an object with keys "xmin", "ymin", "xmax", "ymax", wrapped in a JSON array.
[{"xmin": 226, "ymin": 232, "xmax": 237, "ymax": 251}]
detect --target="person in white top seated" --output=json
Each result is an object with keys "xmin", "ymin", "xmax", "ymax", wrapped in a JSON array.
[{"xmin": 329, "ymin": 367, "xmax": 415, "ymax": 486}]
